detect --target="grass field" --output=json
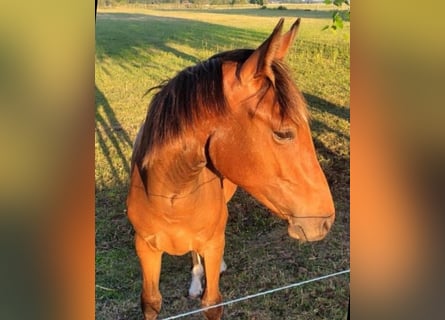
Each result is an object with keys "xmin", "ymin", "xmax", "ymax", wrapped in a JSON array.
[{"xmin": 96, "ymin": 4, "xmax": 349, "ymax": 319}]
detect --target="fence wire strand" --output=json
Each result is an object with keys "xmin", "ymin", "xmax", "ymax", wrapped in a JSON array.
[{"xmin": 160, "ymin": 269, "xmax": 350, "ymax": 320}]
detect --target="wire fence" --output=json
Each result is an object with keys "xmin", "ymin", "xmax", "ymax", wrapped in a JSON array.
[{"xmin": 160, "ymin": 269, "xmax": 350, "ymax": 320}]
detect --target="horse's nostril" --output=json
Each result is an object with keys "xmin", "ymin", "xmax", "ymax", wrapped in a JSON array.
[{"xmin": 322, "ymin": 219, "xmax": 331, "ymax": 233}]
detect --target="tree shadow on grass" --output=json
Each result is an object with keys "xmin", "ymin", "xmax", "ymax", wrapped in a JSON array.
[
  {"xmin": 303, "ymin": 93, "xmax": 350, "ymax": 210},
  {"xmin": 304, "ymin": 92, "xmax": 350, "ymax": 122},
  {"xmin": 96, "ymin": 13, "xmax": 266, "ymax": 67},
  {"xmin": 95, "ymin": 85, "xmax": 133, "ymax": 187},
  {"xmin": 314, "ymin": 137, "xmax": 349, "ymax": 190}
]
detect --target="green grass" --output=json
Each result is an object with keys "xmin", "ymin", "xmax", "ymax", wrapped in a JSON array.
[{"xmin": 96, "ymin": 5, "xmax": 349, "ymax": 319}]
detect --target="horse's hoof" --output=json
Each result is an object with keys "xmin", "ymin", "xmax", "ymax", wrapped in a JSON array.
[
  {"xmin": 188, "ymin": 283, "xmax": 203, "ymax": 299},
  {"xmin": 220, "ymin": 260, "xmax": 227, "ymax": 273},
  {"xmin": 188, "ymin": 264, "xmax": 204, "ymax": 298},
  {"xmin": 202, "ymin": 296, "xmax": 223, "ymax": 320},
  {"xmin": 203, "ymin": 305, "xmax": 223, "ymax": 320},
  {"xmin": 141, "ymin": 297, "xmax": 161, "ymax": 320},
  {"xmin": 188, "ymin": 292, "xmax": 202, "ymax": 299}
]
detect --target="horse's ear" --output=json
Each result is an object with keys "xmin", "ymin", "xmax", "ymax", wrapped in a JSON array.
[
  {"xmin": 239, "ymin": 18, "xmax": 284, "ymax": 84},
  {"xmin": 275, "ymin": 18, "xmax": 301, "ymax": 60}
]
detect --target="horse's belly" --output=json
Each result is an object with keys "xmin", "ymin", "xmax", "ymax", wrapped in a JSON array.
[
  {"xmin": 141, "ymin": 226, "xmax": 207, "ymax": 255},
  {"xmin": 145, "ymin": 231, "xmax": 192, "ymax": 255},
  {"xmin": 142, "ymin": 216, "xmax": 226, "ymax": 255}
]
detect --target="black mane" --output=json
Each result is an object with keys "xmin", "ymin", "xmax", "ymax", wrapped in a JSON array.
[{"xmin": 133, "ymin": 49, "xmax": 307, "ymax": 171}]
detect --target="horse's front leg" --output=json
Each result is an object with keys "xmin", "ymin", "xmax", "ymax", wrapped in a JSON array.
[
  {"xmin": 201, "ymin": 243, "xmax": 225, "ymax": 320},
  {"xmin": 189, "ymin": 251, "xmax": 227, "ymax": 298},
  {"xmin": 135, "ymin": 234, "xmax": 163, "ymax": 320}
]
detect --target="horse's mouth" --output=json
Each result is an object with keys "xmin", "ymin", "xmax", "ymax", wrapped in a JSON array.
[{"xmin": 287, "ymin": 224, "xmax": 308, "ymax": 242}]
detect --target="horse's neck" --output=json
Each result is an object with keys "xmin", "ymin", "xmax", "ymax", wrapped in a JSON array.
[
  {"xmin": 144, "ymin": 139, "xmax": 215, "ymax": 199},
  {"xmin": 145, "ymin": 165, "xmax": 209, "ymax": 197}
]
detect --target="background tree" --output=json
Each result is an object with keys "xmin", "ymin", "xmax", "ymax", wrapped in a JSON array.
[{"xmin": 249, "ymin": 0, "xmax": 267, "ymax": 5}]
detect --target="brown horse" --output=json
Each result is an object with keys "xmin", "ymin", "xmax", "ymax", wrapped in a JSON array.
[{"xmin": 127, "ymin": 18, "xmax": 335, "ymax": 320}]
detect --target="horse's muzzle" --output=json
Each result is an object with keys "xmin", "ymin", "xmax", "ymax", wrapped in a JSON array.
[{"xmin": 287, "ymin": 214, "xmax": 334, "ymax": 242}]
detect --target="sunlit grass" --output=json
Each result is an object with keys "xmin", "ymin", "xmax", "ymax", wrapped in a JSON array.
[{"xmin": 96, "ymin": 5, "xmax": 349, "ymax": 319}]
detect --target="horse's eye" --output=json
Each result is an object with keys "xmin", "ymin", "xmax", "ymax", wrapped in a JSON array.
[{"xmin": 273, "ymin": 130, "xmax": 295, "ymax": 142}]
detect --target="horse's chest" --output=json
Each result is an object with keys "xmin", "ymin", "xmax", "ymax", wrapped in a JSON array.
[{"xmin": 140, "ymin": 200, "xmax": 227, "ymax": 255}]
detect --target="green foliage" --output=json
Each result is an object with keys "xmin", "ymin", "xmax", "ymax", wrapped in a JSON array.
[
  {"xmin": 324, "ymin": 0, "xmax": 349, "ymax": 5},
  {"xmin": 323, "ymin": 0, "xmax": 350, "ymax": 31}
]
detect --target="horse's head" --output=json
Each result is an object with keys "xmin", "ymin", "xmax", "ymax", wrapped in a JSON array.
[{"xmin": 208, "ymin": 19, "xmax": 335, "ymax": 242}]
